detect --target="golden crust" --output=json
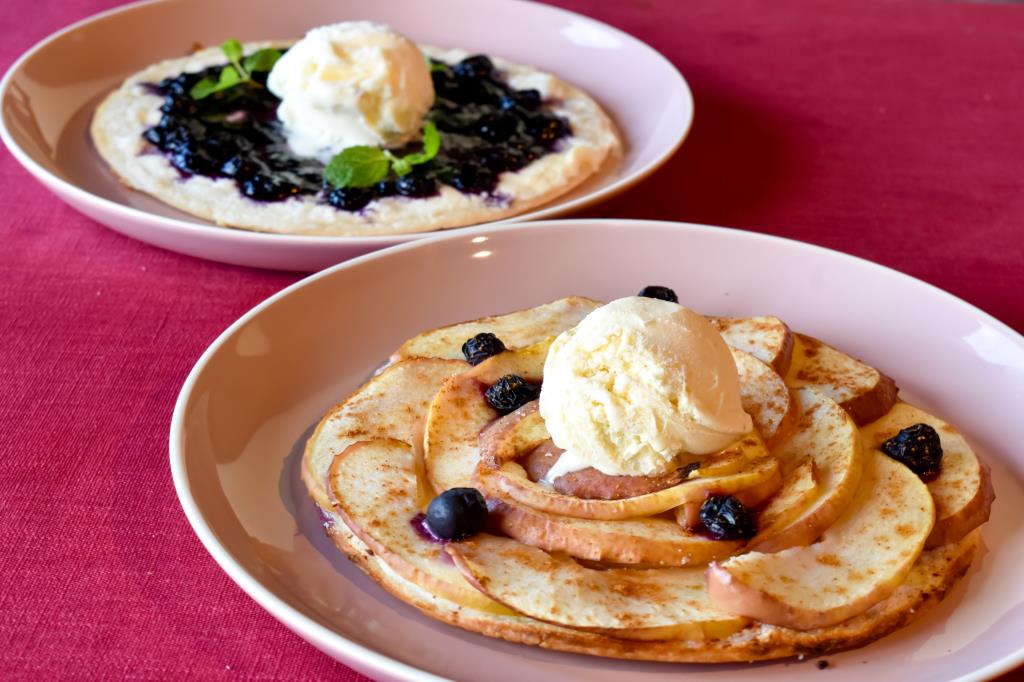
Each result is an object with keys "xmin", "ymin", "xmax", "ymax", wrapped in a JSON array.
[{"xmin": 323, "ymin": 508, "xmax": 977, "ymax": 662}]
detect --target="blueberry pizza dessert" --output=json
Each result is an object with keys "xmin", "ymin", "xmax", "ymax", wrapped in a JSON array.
[
  {"xmin": 302, "ymin": 292, "xmax": 992, "ymax": 661},
  {"xmin": 91, "ymin": 23, "xmax": 620, "ymax": 236}
]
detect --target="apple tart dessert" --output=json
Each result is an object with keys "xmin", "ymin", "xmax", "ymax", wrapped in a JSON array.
[{"xmin": 302, "ymin": 290, "xmax": 992, "ymax": 661}]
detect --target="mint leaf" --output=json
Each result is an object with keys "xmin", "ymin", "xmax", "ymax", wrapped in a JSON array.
[
  {"xmin": 428, "ymin": 60, "xmax": 447, "ymax": 74},
  {"xmin": 243, "ymin": 48, "xmax": 282, "ymax": 73},
  {"xmin": 221, "ymin": 39, "xmax": 245, "ymax": 75},
  {"xmin": 189, "ymin": 65, "xmax": 243, "ymax": 100},
  {"xmin": 324, "ymin": 147, "xmax": 390, "ymax": 188},
  {"xmin": 391, "ymin": 121, "xmax": 441, "ymax": 176}
]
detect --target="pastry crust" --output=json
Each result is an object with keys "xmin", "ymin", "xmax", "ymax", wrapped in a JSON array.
[
  {"xmin": 90, "ymin": 43, "xmax": 621, "ymax": 236},
  {"xmin": 323, "ymin": 510, "xmax": 977, "ymax": 662}
]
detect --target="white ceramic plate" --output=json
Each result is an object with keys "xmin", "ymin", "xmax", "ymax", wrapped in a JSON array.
[
  {"xmin": 0, "ymin": 0, "xmax": 691, "ymax": 272},
  {"xmin": 171, "ymin": 220, "xmax": 1024, "ymax": 682}
]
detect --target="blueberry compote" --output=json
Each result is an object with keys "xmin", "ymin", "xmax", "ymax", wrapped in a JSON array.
[{"xmin": 142, "ymin": 54, "xmax": 572, "ymax": 210}]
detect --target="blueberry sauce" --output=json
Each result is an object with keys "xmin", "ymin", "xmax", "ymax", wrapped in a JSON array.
[{"xmin": 142, "ymin": 54, "xmax": 572, "ymax": 209}]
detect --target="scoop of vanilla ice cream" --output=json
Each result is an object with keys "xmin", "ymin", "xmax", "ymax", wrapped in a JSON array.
[
  {"xmin": 539, "ymin": 297, "xmax": 753, "ymax": 477},
  {"xmin": 267, "ymin": 22, "xmax": 434, "ymax": 161}
]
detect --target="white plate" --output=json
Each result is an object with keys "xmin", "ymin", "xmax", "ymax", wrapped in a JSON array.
[
  {"xmin": 170, "ymin": 219, "xmax": 1024, "ymax": 682},
  {"xmin": 0, "ymin": 0, "xmax": 692, "ymax": 271}
]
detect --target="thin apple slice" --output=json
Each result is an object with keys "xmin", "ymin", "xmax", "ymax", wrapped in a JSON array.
[
  {"xmin": 476, "ymin": 410, "xmax": 779, "ymax": 520},
  {"xmin": 423, "ymin": 338, "xmax": 551, "ymax": 492},
  {"xmin": 861, "ymin": 401, "xmax": 994, "ymax": 548},
  {"xmin": 303, "ymin": 357, "xmax": 466, "ymax": 509},
  {"xmin": 478, "ymin": 454, "xmax": 780, "ymax": 521},
  {"xmin": 785, "ymin": 333, "xmax": 898, "ymax": 426},
  {"xmin": 491, "ymin": 497, "xmax": 742, "ymax": 566},
  {"xmin": 391, "ymin": 296, "xmax": 601, "ymax": 362},
  {"xmin": 753, "ymin": 457, "xmax": 819, "ymax": 540},
  {"xmin": 745, "ymin": 388, "xmax": 863, "ymax": 553},
  {"xmin": 707, "ymin": 448, "xmax": 934, "ymax": 630},
  {"xmin": 448, "ymin": 534, "xmax": 749, "ymax": 641},
  {"xmin": 731, "ymin": 348, "xmax": 796, "ymax": 446},
  {"xmin": 710, "ymin": 315, "xmax": 794, "ymax": 375},
  {"xmin": 328, "ymin": 439, "xmax": 512, "ymax": 614}
]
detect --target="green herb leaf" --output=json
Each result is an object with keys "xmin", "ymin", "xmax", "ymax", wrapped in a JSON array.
[
  {"xmin": 243, "ymin": 48, "xmax": 282, "ymax": 73},
  {"xmin": 189, "ymin": 65, "xmax": 243, "ymax": 100},
  {"xmin": 324, "ymin": 147, "xmax": 391, "ymax": 188},
  {"xmin": 391, "ymin": 121, "xmax": 441, "ymax": 176},
  {"xmin": 428, "ymin": 61, "xmax": 447, "ymax": 74},
  {"xmin": 221, "ymin": 39, "xmax": 246, "ymax": 75}
]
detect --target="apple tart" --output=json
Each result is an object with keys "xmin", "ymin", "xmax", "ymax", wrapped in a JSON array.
[{"xmin": 302, "ymin": 292, "xmax": 992, "ymax": 662}]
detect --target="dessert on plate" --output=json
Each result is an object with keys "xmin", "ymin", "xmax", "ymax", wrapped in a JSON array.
[
  {"xmin": 302, "ymin": 289, "xmax": 993, "ymax": 662},
  {"xmin": 91, "ymin": 22, "xmax": 620, "ymax": 236}
]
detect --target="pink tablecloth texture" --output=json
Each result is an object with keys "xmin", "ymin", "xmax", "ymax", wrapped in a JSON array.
[{"xmin": 1, "ymin": 0, "xmax": 1022, "ymax": 680}]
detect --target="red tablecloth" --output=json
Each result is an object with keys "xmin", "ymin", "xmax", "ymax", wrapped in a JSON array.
[{"xmin": 2, "ymin": 1, "xmax": 1022, "ymax": 680}]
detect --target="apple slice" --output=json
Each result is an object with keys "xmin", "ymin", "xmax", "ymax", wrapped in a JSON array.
[
  {"xmin": 448, "ymin": 534, "xmax": 749, "ymax": 641},
  {"xmin": 423, "ymin": 338, "xmax": 551, "ymax": 493},
  {"xmin": 478, "ymin": 453, "xmax": 780, "ymax": 521},
  {"xmin": 752, "ymin": 457, "xmax": 819, "ymax": 540},
  {"xmin": 785, "ymin": 333, "xmax": 898, "ymax": 426},
  {"xmin": 710, "ymin": 315, "xmax": 794, "ymax": 375},
  {"xmin": 707, "ymin": 448, "xmax": 934, "ymax": 630},
  {"xmin": 328, "ymin": 439, "xmax": 512, "ymax": 614},
  {"xmin": 491, "ymin": 498, "xmax": 742, "ymax": 566},
  {"xmin": 391, "ymin": 296, "xmax": 600, "ymax": 362},
  {"xmin": 860, "ymin": 401, "xmax": 994, "ymax": 548},
  {"xmin": 303, "ymin": 357, "xmax": 466, "ymax": 509},
  {"xmin": 476, "ymin": 411, "xmax": 780, "ymax": 520},
  {"xmin": 744, "ymin": 388, "xmax": 864, "ymax": 553},
  {"xmin": 731, "ymin": 348, "xmax": 796, "ymax": 446}
]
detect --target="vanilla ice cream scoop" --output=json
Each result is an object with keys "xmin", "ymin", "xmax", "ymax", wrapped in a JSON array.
[
  {"xmin": 539, "ymin": 297, "xmax": 752, "ymax": 477},
  {"xmin": 267, "ymin": 22, "xmax": 434, "ymax": 161}
]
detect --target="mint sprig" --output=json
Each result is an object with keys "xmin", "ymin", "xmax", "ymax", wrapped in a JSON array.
[
  {"xmin": 324, "ymin": 121, "xmax": 442, "ymax": 189},
  {"xmin": 190, "ymin": 39, "xmax": 282, "ymax": 100}
]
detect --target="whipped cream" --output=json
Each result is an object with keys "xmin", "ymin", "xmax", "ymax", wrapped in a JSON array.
[
  {"xmin": 267, "ymin": 22, "xmax": 434, "ymax": 161},
  {"xmin": 538, "ymin": 297, "xmax": 752, "ymax": 477}
]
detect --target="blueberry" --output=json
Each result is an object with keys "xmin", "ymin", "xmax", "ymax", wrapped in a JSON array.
[
  {"xmin": 476, "ymin": 113, "xmax": 518, "ymax": 143},
  {"xmin": 699, "ymin": 495, "xmax": 756, "ymax": 540},
  {"xmin": 513, "ymin": 88, "xmax": 542, "ymax": 110},
  {"xmin": 881, "ymin": 423, "xmax": 943, "ymax": 479},
  {"xmin": 484, "ymin": 374, "xmax": 541, "ymax": 414},
  {"xmin": 327, "ymin": 187, "xmax": 374, "ymax": 211},
  {"xmin": 376, "ymin": 179, "xmax": 398, "ymax": 198},
  {"xmin": 169, "ymin": 148, "xmax": 218, "ymax": 176},
  {"xmin": 143, "ymin": 127, "xmax": 164, "ymax": 146},
  {"xmin": 526, "ymin": 114, "xmax": 571, "ymax": 146},
  {"xmin": 461, "ymin": 333, "xmax": 506, "ymax": 366},
  {"xmin": 220, "ymin": 154, "xmax": 256, "ymax": 179},
  {"xmin": 425, "ymin": 488, "xmax": 488, "ymax": 540},
  {"xmin": 395, "ymin": 174, "xmax": 438, "ymax": 198},
  {"xmin": 240, "ymin": 174, "xmax": 299, "ymax": 201},
  {"xmin": 637, "ymin": 285, "xmax": 679, "ymax": 303},
  {"xmin": 453, "ymin": 55, "xmax": 493, "ymax": 79},
  {"xmin": 450, "ymin": 164, "xmax": 496, "ymax": 194}
]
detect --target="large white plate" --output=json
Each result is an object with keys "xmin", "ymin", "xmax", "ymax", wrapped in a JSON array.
[
  {"xmin": 0, "ymin": 0, "xmax": 691, "ymax": 271},
  {"xmin": 170, "ymin": 220, "xmax": 1024, "ymax": 681}
]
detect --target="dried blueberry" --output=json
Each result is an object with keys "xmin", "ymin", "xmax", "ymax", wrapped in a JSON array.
[
  {"xmin": 461, "ymin": 333, "xmax": 506, "ymax": 366},
  {"xmin": 484, "ymin": 374, "xmax": 541, "ymax": 414},
  {"xmin": 881, "ymin": 423, "xmax": 943, "ymax": 479},
  {"xmin": 699, "ymin": 495, "xmax": 756, "ymax": 540},
  {"xmin": 395, "ymin": 174, "xmax": 438, "ymax": 198},
  {"xmin": 425, "ymin": 488, "xmax": 488, "ymax": 541},
  {"xmin": 453, "ymin": 55, "xmax": 494, "ymax": 79},
  {"xmin": 637, "ymin": 285, "xmax": 679, "ymax": 303},
  {"xmin": 327, "ymin": 187, "xmax": 374, "ymax": 211}
]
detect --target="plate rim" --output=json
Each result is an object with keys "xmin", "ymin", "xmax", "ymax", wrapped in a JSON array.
[
  {"xmin": 170, "ymin": 218, "xmax": 1024, "ymax": 682},
  {"xmin": 0, "ymin": 0, "xmax": 693, "ymax": 250}
]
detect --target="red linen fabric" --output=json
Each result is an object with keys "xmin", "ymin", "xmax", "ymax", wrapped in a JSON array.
[{"xmin": 1, "ymin": 1, "xmax": 1021, "ymax": 680}]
